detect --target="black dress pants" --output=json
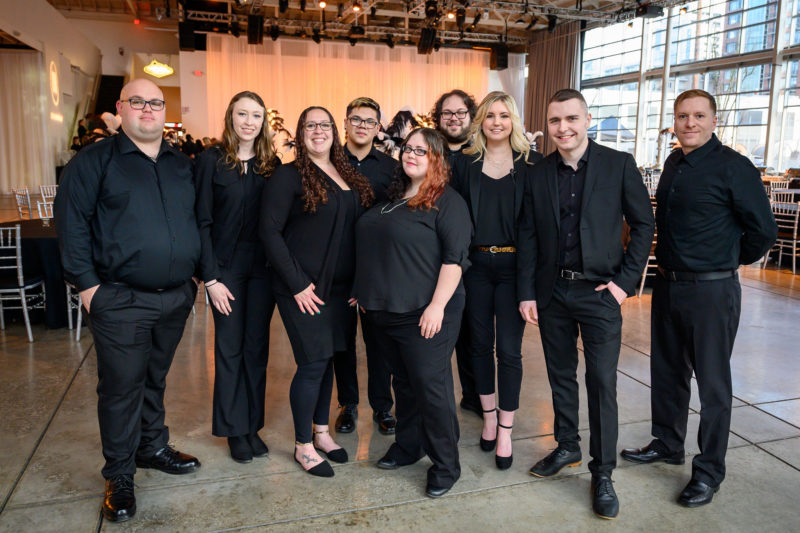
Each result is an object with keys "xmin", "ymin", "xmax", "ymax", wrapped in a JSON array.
[
  {"xmin": 538, "ymin": 278, "xmax": 622, "ymax": 476},
  {"xmin": 366, "ymin": 294, "xmax": 464, "ymax": 489},
  {"xmin": 332, "ymin": 314, "xmax": 394, "ymax": 412},
  {"xmin": 211, "ymin": 243, "xmax": 276, "ymax": 437},
  {"xmin": 464, "ymin": 251, "xmax": 525, "ymax": 411},
  {"xmin": 650, "ymin": 273, "xmax": 741, "ymax": 487},
  {"xmin": 89, "ymin": 280, "xmax": 196, "ymax": 479},
  {"xmin": 290, "ymin": 356, "xmax": 335, "ymax": 443},
  {"xmin": 454, "ymin": 315, "xmax": 479, "ymax": 405}
]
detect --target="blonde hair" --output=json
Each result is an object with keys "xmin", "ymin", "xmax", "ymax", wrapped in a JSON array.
[{"xmin": 463, "ymin": 91, "xmax": 530, "ymax": 163}]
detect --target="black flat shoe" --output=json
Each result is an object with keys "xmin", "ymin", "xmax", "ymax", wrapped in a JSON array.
[
  {"xmin": 248, "ymin": 433, "xmax": 269, "ymax": 457},
  {"xmin": 495, "ymin": 422, "xmax": 513, "ymax": 470},
  {"xmin": 678, "ymin": 479, "xmax": 719, "ymax": 507},
  {"xmin": 228, "ymin": 436, "xmax": 253, "ymax": 464},
  {"xmin": 620, "ymin": 441, "xmax": 684, "ymax": 465},
  {"xmin": 135, "ymin": 445, "xmax": 201, "ymax": 475},
  {"xmin": 102, "ymin": 474, "xmax": 136, "ymax": 522},
  {"xmin": 373, "ymin": 411, "xmax": 397, "ymax": 435},
  {"xmin": 335, "ymin": 405, "xmax": 358, "ymax": 433},
  {"xmin": 293, "ymin": 455, "xmax": 334, "ymax": 478},
  {"xmin": 479, "ymin": 408, "xmax": 497, "ymax": 452},
  {"xmin": 313, "ymin": 429, "xmax": 348, "ymax": 463},
  {"xmin": 591, "ymin": 474, "xmax": 619, "ymax": 519},
  {"xmin": 425, "ymin": 484, "xmax": 451, "ymax": 498},
  {"xmin": 529, "ymin": 446, "xmax": 582, "ymax": 478}
]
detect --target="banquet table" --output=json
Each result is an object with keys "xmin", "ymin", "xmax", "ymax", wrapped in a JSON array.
[{"xmin": 0, "ymin": 219, "xmax": 68, "ymax": 329}]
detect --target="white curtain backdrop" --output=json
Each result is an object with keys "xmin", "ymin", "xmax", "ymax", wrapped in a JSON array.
[
  {"xmin": 496, "ymin": 53, "xmax": 527, "ymax": 120},
  {"xmin": 0, "ymin": 50, "xmax": 52, "ymax": 194},
  {"xmin": 204, "ymin": 34, "xmax": 490, "ymax": 140}
]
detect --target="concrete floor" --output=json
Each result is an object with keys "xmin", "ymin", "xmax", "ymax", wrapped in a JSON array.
[{"xmin": 0, "ymin": 263, "xmax": 798, "ymax": 532}]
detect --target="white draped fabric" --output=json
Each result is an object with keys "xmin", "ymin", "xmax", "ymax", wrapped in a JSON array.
[
  {"xmin": 0, "ymin": 51, "xmax": 52, "ymax": 194},
  {"xmin": 496, "ymin": 53, "xmax": 527, "ymax": 119},
  {"xmin": 204, "ymin": 34, "xmax": 490, "ymax": 139}
]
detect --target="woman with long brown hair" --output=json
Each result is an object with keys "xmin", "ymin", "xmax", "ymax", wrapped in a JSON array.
[
  {"xmin": 260, "ymin": 106, "xmax": 374, "ymax": 477},
  {"xmin": 195, "ymin": 90, "xmax": 280, "ymax": 464},
  {"xmin": 354, "ymin": 128, "xmax": 472, "ymax": 497}
]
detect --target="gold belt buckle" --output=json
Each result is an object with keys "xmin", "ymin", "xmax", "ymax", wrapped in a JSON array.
[{"xmin": 489, "ymin": 246, "xmax": 499, "ymax": 254}]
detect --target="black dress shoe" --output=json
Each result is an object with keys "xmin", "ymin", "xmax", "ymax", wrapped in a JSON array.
[
  {"xmin": 373, "ymin": 411, "xmax": 397, "ymax": 435},
  {"xmin": 620, "ymin": 441, "xmax": 685, "ymax": 465},
  {"xmin": 678, "ymin": 479, "xmax": 719, "ymax": 507},
  {"xmin": 529, "ymin": 447, "xmax": 582, "ymax": 478},
  {"xmin": 228, "ymin": 436, "xmax": 253, "ymax": 464},
  {"xmin": 425, "ymin": 484, "xmax": 451, "ymax": 498},
  {"xmin": 591, "ymin": 474, "xmax": 619, "ymax": 520},
  {"xmin": 135, "ymin": 445, "xmax": 201, "ymax": 475},
  {"xmin": 335, "ymin": 405, "xmax": 358, "ymax": 433},
  {"xmin": 248, "ymin": 433, "xmax": 269, "ymax": 457},
  {"xmin": 459, "ymin": 397, "xmax": 483, "ymax": 419},
  {"xmin": 294, "ymin": 455, "xmax": 334, "ymax": 478},
  {"xmin": 376, "ymin": 455, "xmax": 400, "ymax": 470},
  {"xmin": 102, "ymin": 474, "xmax": 136, "ymax": 522}
]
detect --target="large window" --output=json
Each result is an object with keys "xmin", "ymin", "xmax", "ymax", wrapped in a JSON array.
[
  {"xmin": 583, "ymin": 83, "xmax": 639, "ymax": 155},
  {"xmin": 582, "ymin": 19, "xmax": 643, "ymax": 80}
]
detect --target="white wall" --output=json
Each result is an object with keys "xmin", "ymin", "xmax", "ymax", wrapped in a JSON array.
[{"xmin": 179, "ymin": 51, "xmax": 211, "ymax": 138}]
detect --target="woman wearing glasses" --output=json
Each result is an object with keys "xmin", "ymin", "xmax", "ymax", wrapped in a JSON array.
[
  {"xmin": 354, "ymin": 128, "xmax": 472, "ymax": 498},
  {"xmin": 450, "ymin": 92, "xmax": 542, "ymax": 470},
  {"xmin": 195, "ymin": 91, "xmax": 279, "ymax": 464},
  {"xmin": 260, "ymin": 106, "xmax": 374, "ymax": 477}
]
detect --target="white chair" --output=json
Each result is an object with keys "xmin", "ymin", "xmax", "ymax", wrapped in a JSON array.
[
  {"xmin": 766, "ymin": 201, "xmax": 800, "ymax": 274},
  {"xmin": 638, "ymin": 230, "xmax": 658, "ymax": 297},
  {"xmin": 65, "ymin": 282, "xmax": 83, "ymax": 341},
  {"xmin": 12, "ymin": 188, "xmax": 33, "ymax": 220},
  {"xmin": 37, "ymin": 201, "xmax": 54, "ymax": 219},
  {"xmin": 0, "ymin": 225, "xmax": 46, "ymax": 342},
  {"xmin": 771, "ymin": 191, "xmax": 794, "ymax": 204},
  {"xmin": 39, "ymin": 184, "xmax": 58, "ymax": 203}
]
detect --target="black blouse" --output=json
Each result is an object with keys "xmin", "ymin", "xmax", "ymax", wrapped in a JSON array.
[
  {"xmin": 473, "ymin": 172, "xmax": 515, "ymax": 246},
  {"xmin": 195, "ymin": 146, "xmax": 276, "ymax": 282},
  {"xmin": 260, "ymin": 162, "xmax": 363, "ymax": 298},
  {"xmin": 354, "ymin": 186, "xmax": 472, "ymax": 313}
]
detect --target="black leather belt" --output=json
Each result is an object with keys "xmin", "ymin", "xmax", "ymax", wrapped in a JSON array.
[
  {"xmin": 657, "ymin": 267, "xmax": 736, "ymax": 282},
  {"xmin": 559, "ymin": 269, "xmax": 587, "ymax": 280},
  {"xmin": 107, "ymin": 281, "xmax": 180, "ymax": 292}
]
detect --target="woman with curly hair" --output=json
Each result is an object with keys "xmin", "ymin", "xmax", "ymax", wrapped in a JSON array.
[
  {"xmin": 354, "ymin": 128, "xmax": 472, "ymax": 498},
  {"xmin": 260, "ymin": 106, "xmax": 374, "ymax": 477},
  {"xmin": 450, "ymin": 91, "xmax": 542, "ymax": 470},
  {"xmin": 195, "ymin": 90, "xmax": 280, "ymax": 464}
]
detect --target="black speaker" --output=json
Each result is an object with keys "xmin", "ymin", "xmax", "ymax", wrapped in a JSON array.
[
  {"xmin": 179, "ymin": 21, "xmax": 196, "ymax": 51},
  {"xmin": 418, "ymin": 28, "xmax": 436, "ymax": 55},
  {"xmin": 491, "ymin": 44, "xmax": 508, "ymax": 71},
  {"xmin": 195, "ymin": 32, "xmax": 207, "ymax": 51},
  {"xmin": 248, "ymin": 15, "xmax": 264, "ymax": 45}
]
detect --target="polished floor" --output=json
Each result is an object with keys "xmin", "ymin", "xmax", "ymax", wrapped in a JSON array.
[{"xmin": 0, "ymin": 258, "xmax": 799, "ymax": 532}]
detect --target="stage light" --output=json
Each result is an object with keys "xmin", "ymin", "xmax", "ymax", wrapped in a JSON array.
[
  {"xmin": 338, "ymin": 3, "xmax": 344, "ymax": 18},
  {"xmin": 353, "ymin": 1, "xmax": 361, "ymax": 12},
  {"xmin": 547, "ymin": 15, "xmax": 557, "ymax": 33},
  {"xmin": 300, "ymin": 0, "xmax": 306, "ymax": 12},
  {"xmin": 312, "ymin": 27, "xmax": 322, "ymax": 43},
  {"xmin": 456, "ymin": 7, "xmax": 466, "ymax": 29},
  {"xmin": 447, "ymin": 11, "xmax": 455, "ymax": 20},
  {"xmin": 425, "ymin": 0, "xmax": 438, "ymax": 20},
  {"xmin": 279, "ymin": 0, "xmax": 288, "ymax": 13},
  {"xmin": 680, "ymin": 6, "xmax": 688, "ymax": 14},
  {"xmin": 468, "ymin": 12, "xmax": 481, "ymax": 31},
  {"xmin": 270, "ymin": 24, "xmax": 280, "ymax": 40},
  {"xmin": 230, "ymin": 20, "xmax": 241, "ymax": 38},
  {"xmin": 385, "ymin": 33, "xmax": 395, "ymax": 48},
  {"xmin": 319, "ymin": 0, "xmax": 327, "ymax": 7}
]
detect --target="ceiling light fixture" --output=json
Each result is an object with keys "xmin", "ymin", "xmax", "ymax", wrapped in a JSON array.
[
  {"xmin": 143, "ymin": 58, "xmax": 174, "ymax": 78},
  {"xmin": 353, "ymin": 1, "xmax": 362, "ymax": 12},
  {"xmin": 319, "ymin": 0, "xmax": 327, "ymax": 7}
]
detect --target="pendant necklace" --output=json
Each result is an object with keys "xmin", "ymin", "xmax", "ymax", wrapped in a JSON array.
[{"xmin": 381, "ymin": 198, "xmax": 410, "ymax": 215}]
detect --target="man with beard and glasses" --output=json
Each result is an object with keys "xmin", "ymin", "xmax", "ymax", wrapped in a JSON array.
[{"xmin": 431, "ymin": 89, "xmax": 481, "ymax": 419}]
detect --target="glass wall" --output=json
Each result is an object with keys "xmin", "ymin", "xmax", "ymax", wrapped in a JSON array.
[{"xmin": 583, "ymin": 83, "xmax": 639, "ymax": 155}]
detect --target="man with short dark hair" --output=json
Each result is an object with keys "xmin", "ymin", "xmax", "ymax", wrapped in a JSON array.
[
  {"xmin": 332, "ymin": 97, "xmax": 398, "ymax": 436},
  {"xmin": 621, "ymin": 89, "xmax": 776, "ymax": 508},
  {"xmin": 518, "ymin": 88, "xmax": 654, "ymax": 519},
  {"xmin": 432, "ymin": 89, "xmax": 481, "ymax": 417},
  {"xmin": 55, "ymin": 78, "xmax": 202, "ymax": 523}
]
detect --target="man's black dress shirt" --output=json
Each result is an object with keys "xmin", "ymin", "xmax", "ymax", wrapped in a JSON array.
[
  {"xmin": 345, "ymin": 146, "xmax": 397, "ymax": 203},
  {"xmin": 656, "ymin": 134, "xmax": 776, "ymax": 272},
  {"xmin": 55, "ymin": 131, "xmax": 201, "ymax": 291},
  {"xmin": 557, "ymin": 145, "xmax": 589, "ymax": 272}
]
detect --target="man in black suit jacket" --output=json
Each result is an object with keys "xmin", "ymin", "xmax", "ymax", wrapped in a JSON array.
[{"xmin": 517, "ymin": 89, "xmax": 654, "ymax": 520}]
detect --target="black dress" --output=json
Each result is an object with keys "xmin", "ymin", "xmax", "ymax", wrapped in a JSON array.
[{"xmin": 260, "ymin": 162, "xmax": 362, "ymax": 364}]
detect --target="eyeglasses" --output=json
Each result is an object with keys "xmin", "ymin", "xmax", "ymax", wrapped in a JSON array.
[
  {"xmin": 401, "ymin": 145, "xmax": 428, "ymax": 156},
  {"xmin": 303, "ymin": 121, "xmax": 334, "ymax": 132},
  {"xmin": 441, "ymin": 109, "xmax": 469, "ymax": 120},
  {"xmin": 348, "ymin": 116, "xmax": 379, "ymax": 129},
  {"xmin": 123, "ymin": 98, "xmax": 165, "ymax": 111}
]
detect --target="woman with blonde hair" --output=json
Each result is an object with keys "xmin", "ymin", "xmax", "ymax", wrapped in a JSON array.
[
  {"xmin": 451, "ymin": 91, "xmax": 542, "ymax": 470},
  {"xmin": 195, "ymin": 90, "xmax": 280, "ymax": 464}
]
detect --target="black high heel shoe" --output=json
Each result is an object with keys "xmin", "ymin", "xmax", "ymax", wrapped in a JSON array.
[
  {"xmin": 495, "ymin": 422, "xmax": 514, "ymax": 470},
  {"xmin": 479, "ymin": 408, "xmax": 498, "ymax": 452}
]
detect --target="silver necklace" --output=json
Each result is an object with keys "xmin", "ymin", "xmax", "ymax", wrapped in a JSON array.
[{"xmin": 380, "ymin": 198, "xmax": 410, "ymax": 215}]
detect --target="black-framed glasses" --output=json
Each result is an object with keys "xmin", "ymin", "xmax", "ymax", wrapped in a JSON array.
[
  {"xmin": 401, "ymin": 145, "xmax": 428, "ymax": 156},
  {"xmin": 348, "ymin": 116, "xmax": 379, "ymax": 129},
  {"xmin": 123, "ymin": 98, "xmax": 165, "ymax": 111},
  {"xmin": 303, "ymin": 121, "xmax": 334, "ymax": 132},
  {"xmin": 441, "ymin": 109, "xmax": 469, "ymax": 120}
]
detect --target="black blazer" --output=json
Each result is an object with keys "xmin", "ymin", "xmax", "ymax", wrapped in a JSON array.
[
  {"xmin": 259, "ymin": 162, "xmax": 365, "ymax": 299},
  {"xmin": 517, "ymin": 139, "xmax": 654, "ymax": 308},
  {"xmin": 194, "ymin": 146, "xmax": 279, "ymax": 282},
  {"xmin": 450, "ymin": 149, "xmax": 543, "ymax": 230}
]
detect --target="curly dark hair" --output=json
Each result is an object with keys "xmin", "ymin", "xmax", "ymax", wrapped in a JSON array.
[
  {"xmin": 430, "ymin": 89, "xmax": 478, "ymax": 126},
  {"xmin": 294, "ymin": 106, "xmax": 374, "ymax": 212},
  {"xmin": 386, "ymin": 128, "xmax": 450, "ymax": 211},
  {"xmin": 221, "ymin": 91, "xmax": 279, "ymax": 176}
]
